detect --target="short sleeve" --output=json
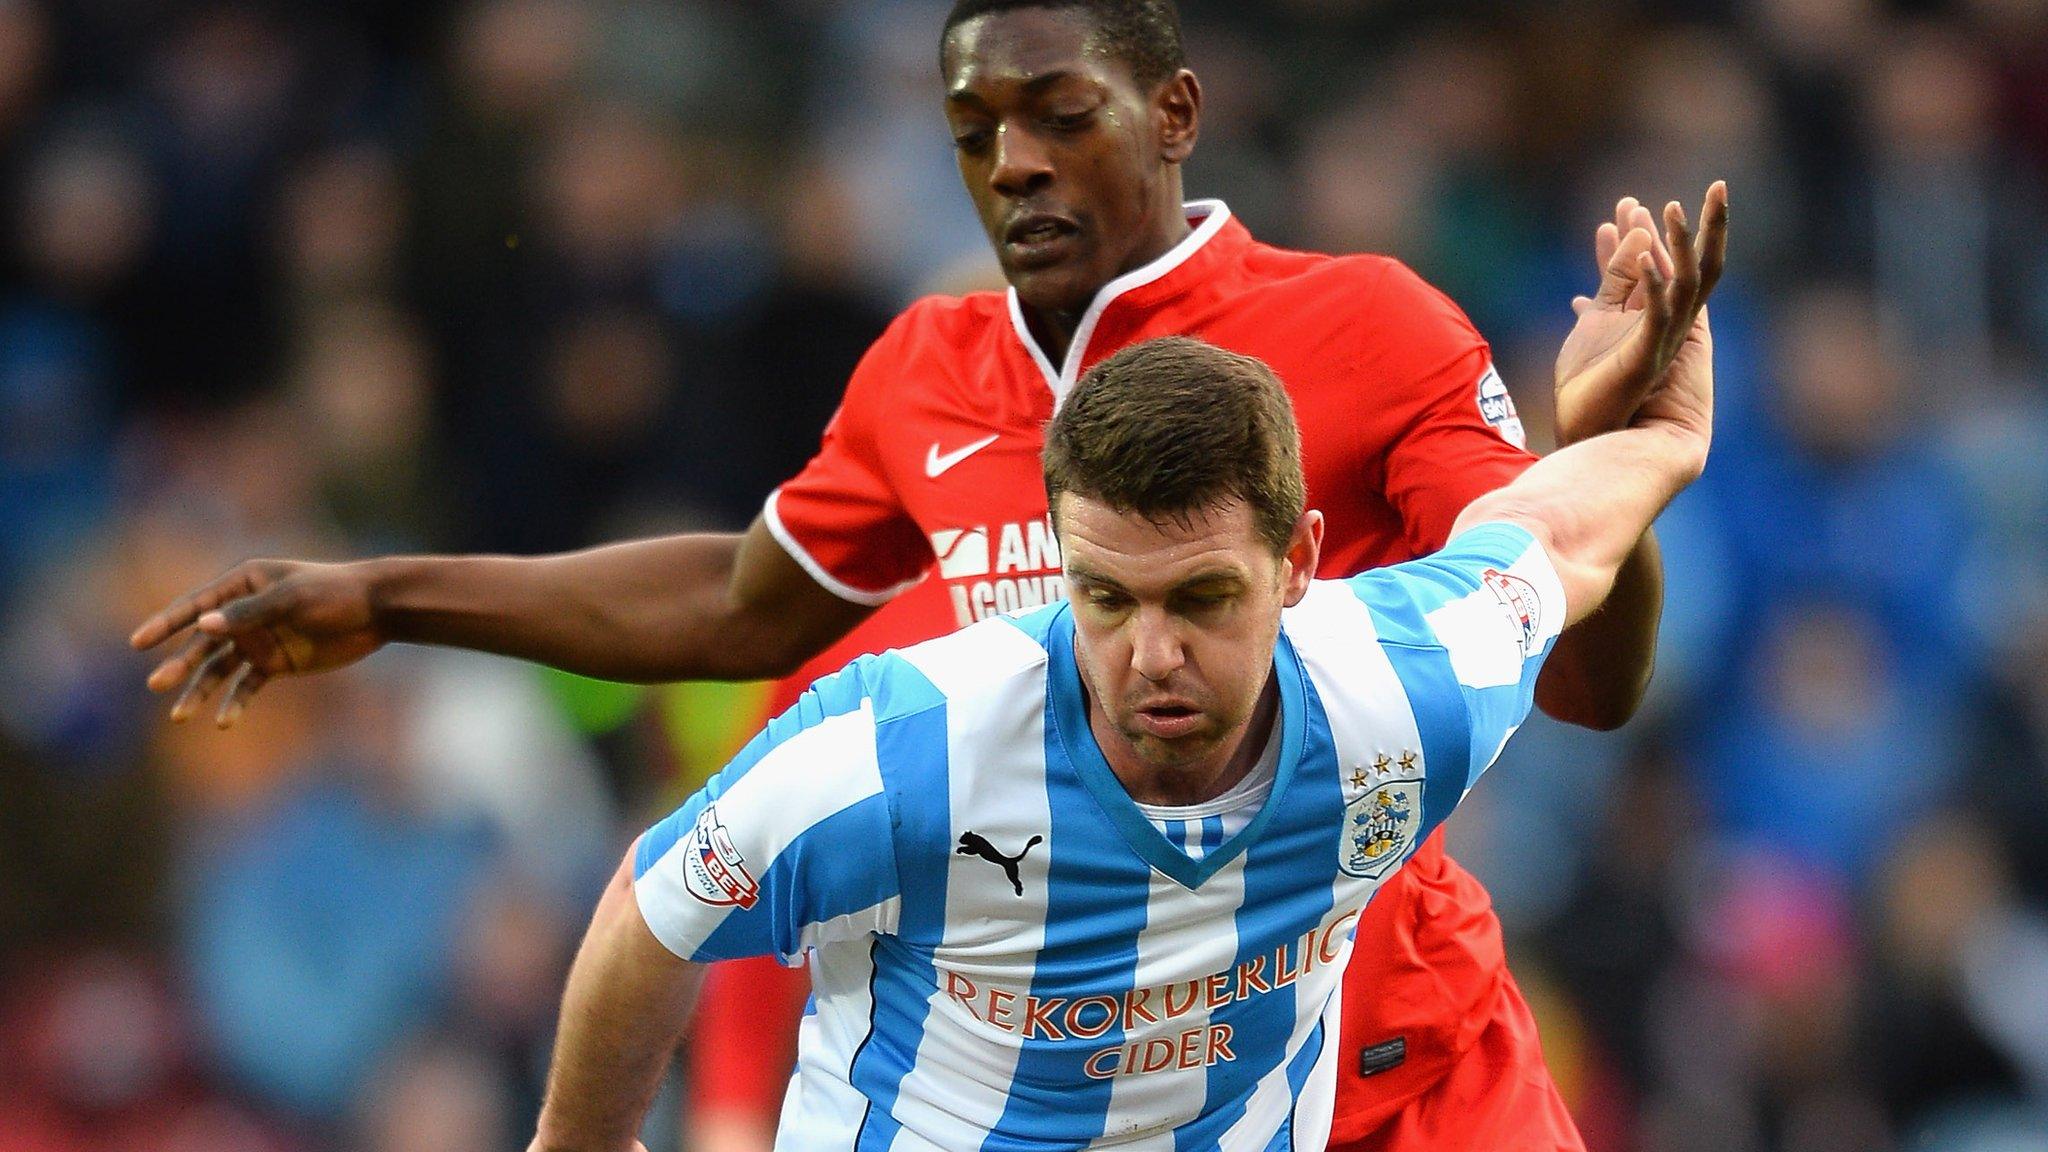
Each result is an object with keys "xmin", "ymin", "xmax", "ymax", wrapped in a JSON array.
[
  {"xmin": 1343, "ymin": 522, "xmax": 1567, "ymax": 794},
  {"xmin": 634, "ymin": 663, "xmax": 902, "ymax": 962},
  {"xmin": 1362, "ymin": 261, "xmax": 1538, "ymax": 554},
  {"xmin": 763, "ymin": 319, "xmax": 936, "ymax": 606}
]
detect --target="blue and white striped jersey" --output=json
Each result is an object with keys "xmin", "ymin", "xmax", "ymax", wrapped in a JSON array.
[{"xmin": 635, "ymin": 522, "xmax": 1566, "ymax": 1152}]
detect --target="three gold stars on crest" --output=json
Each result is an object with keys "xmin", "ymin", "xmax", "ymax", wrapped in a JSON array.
[{"xmin": 1350, "ymin": 751, "xmax": 1417, "ymax": 788}]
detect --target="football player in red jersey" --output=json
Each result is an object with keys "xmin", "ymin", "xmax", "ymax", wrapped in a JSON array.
[{"xmin": 132, "ymin": 1, "xmax": 1726, "ymax": 1148}]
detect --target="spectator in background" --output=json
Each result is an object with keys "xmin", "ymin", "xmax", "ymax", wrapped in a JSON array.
[
  {"xmin": 1864, "ymin": 24, "xmax": 2009, "ymax": 390},
  {"xmin": 1726, "ymin": 283, "xmax": 1978, "ymax": 673},
  {"xmin": 285, "ymin": 301, "xmax": 441, "ymax": 551},
  {"xmin": 1701, "ymin": 600, "xmax": 1964, "ymax": 887},
  {"xmin": 180, "ymin": 668, "xmax": 492, "ymax": 1121},
  {"xmin": 0, "ymin": 1, "xmax": 2044, "ymax": 1148}
]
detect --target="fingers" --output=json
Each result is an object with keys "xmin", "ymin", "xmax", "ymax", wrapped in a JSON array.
[
  {"xmin": 1641, "ymin": 251, "xmax": 1676, "ymax": 334},
  {"xmin": 1664, "ymin": 199, "xmax": 1700, "ymax": 321},
  {"xmin": 165, "ymin": 640, "xmax": 273, "ymax": 728},
  {"xmin": 215, "ymin": 661, "xmax": 268, "ymax": 729},
  {"xmin": 1595, "ymin": 221, "xmax": 1620, "ymax": 271},
  {"xmin": 1596, "ymin": 225, "xmax": 1656, "ymax": 306},
  {"xmin": 169, "ymin": 642, "xmax": 236, "ymax": 723},
  {"xmin": 147, "ymin": 631, "xmax": 216, "ymax": 694},
  {"xmin": 1613, "ymin": 196, "xmax": 1638, "ymax": 237},
  {"xmin": 129, "ymin": 563, "xmax": 265, "ymax": 651},
  {"xmin": 143, "ymin": 579, "xmax": 294, "ymax": 691},
  {"xmin": 130, "ymin": 586, "xmax": 223, "ymax": 652},
  {"xmin": 1696, "ymin": 180, "xmax": 1729, "ymax": 304}
]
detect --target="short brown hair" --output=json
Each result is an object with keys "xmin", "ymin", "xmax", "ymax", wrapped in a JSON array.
[{"xmin": 1043, "ymin": 336, "xmax": 1306, "ymax": 554}]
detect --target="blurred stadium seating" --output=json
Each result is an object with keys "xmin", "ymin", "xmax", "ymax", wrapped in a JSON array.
[{"xmin": 3, "ymin": 1, "xmax": 2048, "ymax": 1150}]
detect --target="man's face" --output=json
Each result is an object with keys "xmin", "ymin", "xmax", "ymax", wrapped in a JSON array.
[
  {"xmin": 1058, "ymin": 493, "xmax": 1318, "ymax": 780},
  {"xmin": 941, "ymin": 8, "xmax": 1196, "ymax": 318}
]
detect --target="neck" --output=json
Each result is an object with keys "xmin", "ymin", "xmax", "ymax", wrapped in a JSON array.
[
  {"xmin": 1090, "ymin": 674, "xmax": 1279, "ymax": 808},
  {"xmin": 1020, "ymin": 195, "xmax": 1192, "ymax": 363}
]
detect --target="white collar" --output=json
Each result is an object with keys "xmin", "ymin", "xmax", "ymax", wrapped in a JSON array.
[{"xmin": 1007, "ymin": 199, "xmax": 1233, "ymax": 408}]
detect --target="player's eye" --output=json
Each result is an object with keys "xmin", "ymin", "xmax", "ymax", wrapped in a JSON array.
[
  {"xmin": 1044, "ymin": 109, "xmax": 1094, "ymax": 132},
  {"xmin": 1172, "ymin": 591, "xmax": 1233, "ymax": 616},
  {"xmin": 951, "ymin": 126, "xmax": 994, "ymax": 153}
]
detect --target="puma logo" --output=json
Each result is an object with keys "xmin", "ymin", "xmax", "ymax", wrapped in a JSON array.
[{"xmin": 956, "ymin": 831, "xmax": 1043, "ymax": 896}]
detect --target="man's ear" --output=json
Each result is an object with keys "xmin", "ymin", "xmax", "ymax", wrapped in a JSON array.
[
  {"xmin": 1156, "ymin": 69, "xmax": 1200, "ymax": 165},
  {"xmin": 1282, "ymin": 510, "xmax": 1323, "ymax": 607}
]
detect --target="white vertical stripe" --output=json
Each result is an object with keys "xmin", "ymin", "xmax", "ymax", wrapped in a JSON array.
[
  {"xmin": 1282, "ymin": 583, "xmax": 1426, "ymax": 780},
  {"xmin": 1287, "ymin": 986, "xmax": 1344, "ymax": 1152},
  {"xmin": 1088, "ymin": 856, "xmax": 1252, "ymax": 1150},
  {"xmin": 776, "ymin": 944, "xmax": 878, "ymax": 1152},
  {"xmin": 886, "ymin": 622, "xmax": 1055, "ymax": 1147}
]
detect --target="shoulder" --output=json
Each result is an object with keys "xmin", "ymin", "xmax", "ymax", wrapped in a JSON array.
[
  {"xmin": 873, "ymin": 291, "xmax": 1012, "ymax": 361},
  {"xmin": 1237, "ymin": 241, "xmax": 1414, "ymax": 304},
  {"xmin": 832, "ymin": 292, "xmax": 1011, "ymax": 426},
  {"xmin": 1211, "ymin": 245, "xmax": 1484, "ymax": 397},
  {"xmin": 861, "ymin": 609, "xmax": 1054, "ymax": 723}
]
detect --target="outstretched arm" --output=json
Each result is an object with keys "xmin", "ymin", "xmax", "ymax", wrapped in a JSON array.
[
  {"xmin": 1455, "ymin": 295, "xmax": 1715, "ymax": 625},
  {"xmin": 529, "ymin": 849, "xmax": 703, "ymax": 1152},
  {"xmin": 129, "ymin": 515, "xmax": 874, "ymax": 726},
  {"xmin": 1533, "ymin": 183, "xmax": 1728, "ymax": 728}
]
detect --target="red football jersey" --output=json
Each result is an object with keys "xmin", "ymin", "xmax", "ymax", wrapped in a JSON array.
[{"xmin": 698, "ymin": 203, "xmax": 1569, "ymax": 1147}]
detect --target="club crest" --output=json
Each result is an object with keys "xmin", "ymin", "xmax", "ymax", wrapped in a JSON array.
[
  {"xmin": 1341, "ymin": 780, "xmax": 1423, "ymax": 880},
  {"xmin": 681, "ymin": 805, "xmax": 760, "ymax": 909}
]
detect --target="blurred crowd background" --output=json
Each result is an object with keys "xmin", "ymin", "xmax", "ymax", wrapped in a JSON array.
[{"xmin": 3, "ymin": 0, "xmax": 2048, "ymax": 1150}]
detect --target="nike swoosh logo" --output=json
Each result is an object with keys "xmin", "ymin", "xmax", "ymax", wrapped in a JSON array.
[{"xmin": 925, "ymin": 434, "xmax": 1001, "ymax": 478}]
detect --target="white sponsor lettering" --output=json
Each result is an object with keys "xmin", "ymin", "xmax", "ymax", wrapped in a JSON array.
[{"xmin": 931, "ymin": 527, "xmax": 991, "ymax": 579}]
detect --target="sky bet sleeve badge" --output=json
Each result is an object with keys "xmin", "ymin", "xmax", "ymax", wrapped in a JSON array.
[
  {"xmin": 1481, "ymin": 567, "xmax": 1542, "ymax": 657},
  {"xmin": 681, "ymin": 805, "xmax": 761, "ymax": 909}
]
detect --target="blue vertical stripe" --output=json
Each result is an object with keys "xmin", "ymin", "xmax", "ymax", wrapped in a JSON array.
[
  {"xmin": 844, "ymin": 659, "xmax": 951, "ymax": 1152},
  {"xmin": 1166, "ymin": 818, "xmax": 1189, "ymax": 856},
  {"xmin": 1180, "ymin": 658, "xmax": 1343, "ymax": 1151},
  {"xmin": 1367, "ymin": 632, "xmax": 1470, "ymax": 837},
  {"xmin": 696, "ymin": 794, "xmax": 899, "ymax": 961},
  {"xmin": 1344, "ymin": 574, "xmax": 1477, "ymax": 836},
  {"xmin": 980, "ymin": 612, "xmax": 1156, "ymax": 1152},
  {"xmin": 1272, "ymin": 1017, "xmax": 1328, "ymax": 1151},
  {"xmin": 1199, "ymin": 816, "xmax": 1224, "ymax": 857}
]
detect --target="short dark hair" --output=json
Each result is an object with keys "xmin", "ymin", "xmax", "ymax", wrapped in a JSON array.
[
  {"xmin": 1044, "ymin": 337, "xmax": 1306, "ymax": 556},
  {"xmin": 942, "ymin": 0, "xmax": 1186, "ymax": 91}
]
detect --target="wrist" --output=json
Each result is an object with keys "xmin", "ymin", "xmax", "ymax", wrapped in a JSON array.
[
  {"xmin": 360, "ymin": 555, "xmax": 429, "ymax": 642},
  {"xmin": 1628, "ymin": 419, "xmax": 1711, "ymax": 486}
]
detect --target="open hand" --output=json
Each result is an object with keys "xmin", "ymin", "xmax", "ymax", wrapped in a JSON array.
[
  {"xmin": 1553, "ymin": 182, "xmax": 1727, "ymax": 445},
  {"xmin": 128, "ymin": 558, "xmax": 387, "ymax": 727}
]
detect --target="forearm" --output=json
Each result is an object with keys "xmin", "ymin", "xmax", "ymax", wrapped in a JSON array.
[
  {"xmin": 1533, "ymin": 530, "xmax": 1661, "ymax": 730},
  {"xmin": 367, "ymin": 526, "xmax": 856, "ymax": 682},
  {"xmin": 1454, "ymin": 423, "xmax": 1703, "ymax": 628},
  {"xmin": 535, "ymin": 852, "xmax": 703, "ymax": 1152}
]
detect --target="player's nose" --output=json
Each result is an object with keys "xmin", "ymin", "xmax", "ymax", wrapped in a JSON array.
[
  {"xmin": 990, "ymin": 123, "xmax": 1054, "ymax": 198},
  {"xmin": 1128, "ymin": 611, "xmax": 1186, "ymax": 682}
]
